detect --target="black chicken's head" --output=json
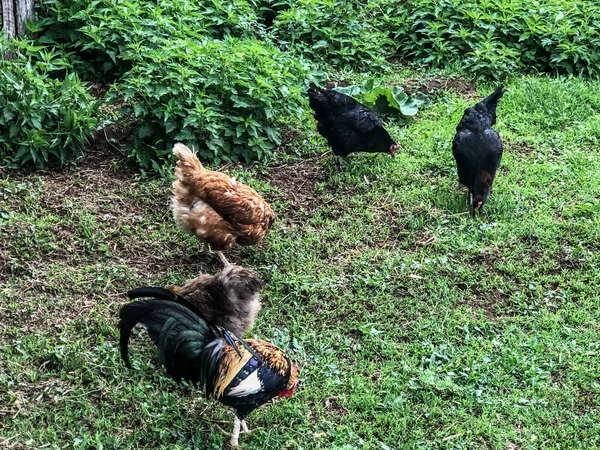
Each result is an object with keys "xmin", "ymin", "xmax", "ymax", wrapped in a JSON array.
[
  {"xmin": 370, "ymin": 127, "xmax": 398, "ymax": 157},
  {"xmin": 471, "ymin": 172, "xmax": 494, "ymax": 216}
]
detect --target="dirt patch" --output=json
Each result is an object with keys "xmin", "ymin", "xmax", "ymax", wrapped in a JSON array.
[
  {"xmin": 518, "ymin": 234, "xmax": 539, "ymax": 245},
  {"xmin": 509, "ymin": 142, "xmax": 536, "ymax": 155},
  {"xmin": 557, "ymin": 251, "xmax": 583, "ymax": 270},
  {"xmin": 89, "ymin": 83, "xmax": 111, "ymax": 99},
  {"xmin": 455, "ymin": 280, "xmax": 512, "ymax": 320},
  {"xmin": 404, "ymin": 77, "xmax": 477, "ymax": 98},
  {"xmin": 272, "ymin": 127, "xmax": 306, "ymax": 157},
  {"xmin": 325, "ymin": 80, "xmax": 350, "ymax": 89},
  {"xmin": 267, "ymin": 158, "xmax": 330, "ymax": 220}
]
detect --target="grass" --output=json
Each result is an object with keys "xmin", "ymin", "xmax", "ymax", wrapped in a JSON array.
[{"xmin": 1, "ymin": 72, "xmax": 600, "ymax": 449}]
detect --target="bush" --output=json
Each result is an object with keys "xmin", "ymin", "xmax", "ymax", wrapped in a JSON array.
[
  {"xmin": 270, "ymin": 0, "xmax": 393, "ymax": 69},
  {"xmin": 37, "ymin": 0, "xmax": 262, "ymax": 79},
  {"xmin": 113, "ymin": 37, "xmax": 311, "ymax": 171},
  {"xmin": 35, "ymin": 0, "xmax": 318, "ymax": 171},
  {"xmin": 386, "ymin": 0, "xmax": 600, "ymax": 79},
  {"xmin": 0, "ymin": 39, "xmax": 100, "ymax": 168}
]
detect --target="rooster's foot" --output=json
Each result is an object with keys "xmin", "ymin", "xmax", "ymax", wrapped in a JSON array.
[{"xmin": 241, "ymin": 420, "xmax": 250, "ymax": 434}]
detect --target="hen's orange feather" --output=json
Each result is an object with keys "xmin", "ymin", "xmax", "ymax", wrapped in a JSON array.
[{"xmin": 172, "ymin": 144, "xmax": 276, "ymax": 251}]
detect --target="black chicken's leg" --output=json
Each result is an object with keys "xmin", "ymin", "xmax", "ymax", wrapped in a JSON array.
[
  {"xmin": 335, "ymin": 155, "xmax": 343, "ymax": 172},
  {"xmin": 467, "ymin": 191, "xmax": 478, "ymax": 218}
]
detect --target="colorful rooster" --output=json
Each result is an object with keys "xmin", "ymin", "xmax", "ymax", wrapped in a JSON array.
[{"xmin": 119, "ymin": 299, "xmax": 298, "ymax": 447}]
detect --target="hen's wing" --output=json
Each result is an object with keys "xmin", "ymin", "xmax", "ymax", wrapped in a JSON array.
[
  {"xmin": 452, "ymin": 129, "xmax": 477, "ymax": 187},
  {"xmin": 483, "ymin": 129, "xmax": 503, "ymax": 169},
  {"xmin": 341, "ymin": 104, "xmax": 383, "ymax": 133},
  {"xmin": 194, "ymin": 171, "xmax": 275, "ymax": 227}
]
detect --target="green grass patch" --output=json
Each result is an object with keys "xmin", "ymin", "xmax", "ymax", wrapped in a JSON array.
[{"xmin": 1, "ymin": 74, "xmax": 599, "ymax": 449}]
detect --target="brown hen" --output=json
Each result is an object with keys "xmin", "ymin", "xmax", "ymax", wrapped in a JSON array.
[
  {"xmin": 128, "ymin": 263, "xmax": 261, "ymax": 337},
  {"xmin": 171, "ymin": 143, "xmax": 276, "ymax": 262}
]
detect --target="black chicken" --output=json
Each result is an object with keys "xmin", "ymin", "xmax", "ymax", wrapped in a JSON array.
[
  {"xmin": 127, "ymin": 262, "xmax": 261, "ymax": 337},
  {"xmin": 307, "ymin": 85, "xmax": 399, "ymax": 171},
  {"xmin": 452, "ymin": 85, "xmax": 504, "ymax": 217},
  {"xmin": 119, "ymin": 299, "xmax": 298, "ymax": 447}
]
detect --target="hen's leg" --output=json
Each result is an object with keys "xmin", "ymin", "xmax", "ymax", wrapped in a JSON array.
[
  {"xmin": 229, "ymin": 416, "xmax": 241, "ymax": 447},
  {"xmin": 467, "ymin": 191, "xmax": 473, "ymax": 206},
  {"xmin": 201, "ymin": 241, "xmax": 231, "ymax": 266},
  {"xmin": 201, "ymin": 241, "xmax": 210, "ymax": 254},
  {"xmin": 335, "ymin": 155, "xmax": 343, "ymax": 172},
  {"xmin": 216, "ymin": 251, "xmax": 231, "ymax": 267}
]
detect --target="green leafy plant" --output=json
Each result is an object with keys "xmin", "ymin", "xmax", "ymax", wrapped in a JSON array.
[
  {"xmin": 0, "ymin": 39, "xmax": 100, "ymax": 168},
  {"xmin": 37, "ymin": 0, "xmax": 263, "ymax": 79},
  {"xmin": 270, "ymin": 0, "xmax": 394, "ymax": 69},
  {"xmin": 335, "ymin": 81, "xmax": 430, "ymax": 116},
  {"xmin": 34, "ymin": 0, "xmax": 319, "ymax": 171},
  {"xmin": 112, "ymin": 37, "xmax": 310, "ymax": 171},
  {"xmin": 379, "ymin": 0, "xmax": 600, "ymax": 79}
]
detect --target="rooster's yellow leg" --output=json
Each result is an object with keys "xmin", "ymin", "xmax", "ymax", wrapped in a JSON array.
[
  {"xmin": 241, "ymin": 420, "xmax": 250, "ymax": 434},
  {"xmin": 229, "ymin": 416, "xmax": 241, "ymax": 447}
]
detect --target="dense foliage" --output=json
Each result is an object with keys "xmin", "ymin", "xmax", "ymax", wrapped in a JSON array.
[
  {"xmin": 0, "ymin": 39, "xmax": 100, "ymax": 168},
  {"xmin": 115, "ymin": 37, "xmax": 309, "ymax": 170},
  {"xmin": 270, "ymin": 0, "xmax": 392, "ymax": 69},
  {"xmin": 1, "ymin": 0, "xmax": 598, "ymax": 170},
  {"xmin": 389, "ymin": 0, "xmax": 600, "ymax": 79},
  {"xmin": 33, "ymin": 0, "xmax": 319, "ymax": 168}
]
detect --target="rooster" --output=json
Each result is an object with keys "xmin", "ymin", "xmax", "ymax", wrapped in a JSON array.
[
  {"xmin": 171, "ymin": 143, "xmax": 276, "ymax": 263},
  {"xmin": 127, "ymin": 262, "xmax": 261, "ymax": 337},
  {"xmin": 452, "ymin": 85, "xmax": 504, "ymax": 217},
  {"xmin": 119, "ymin": 299, "xmax": 298, "ymax": 447},
  {"xmin": 307, "ymin": 85, "xmax": 399, "ymax": 171}
]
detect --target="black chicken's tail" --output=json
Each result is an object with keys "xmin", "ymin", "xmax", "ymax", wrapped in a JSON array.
[
  {"xmin": 481, "ymin": 85, "xmax": 504, "ymax": 125},
  {"xmin": 127, "ymin": 286, "xmax": 204, "ymax": 318},
  {"xmin": 119, "ymin": 299, "xmax": 215, "ymax": 384},
  {"xmin": 307, "ymin": 83, "xmax": 325, "ymax": 112},
  {"xmin": 307, "ymin": 82, "xmax": 323, "ymax": 95}
]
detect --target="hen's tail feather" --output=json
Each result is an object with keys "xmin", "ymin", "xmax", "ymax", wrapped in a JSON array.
[
  {"xmin": 173, "ymin": 143, "xmax": 203, "ymax": 183},
  {"xmin": 118, "ymin": 299, "xmax": 213, "ymax": 381},
  {"xmin": 219, "ymin": 326, "xmax": 243, "ymax": 358},
  {"xmin": 481, "ymin": 85, "xmax": 504, "ymax": 125},
  {"xmin": 307, "ymin": 82, "xmax": 323, "ymax": 95},
  {"xmin": 482, "ymin": 85, "xmax": 504, "ymax": 107},
  {"xmin": 127, "ymin": 286, "xmax": 205, "ymax": 320}
]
